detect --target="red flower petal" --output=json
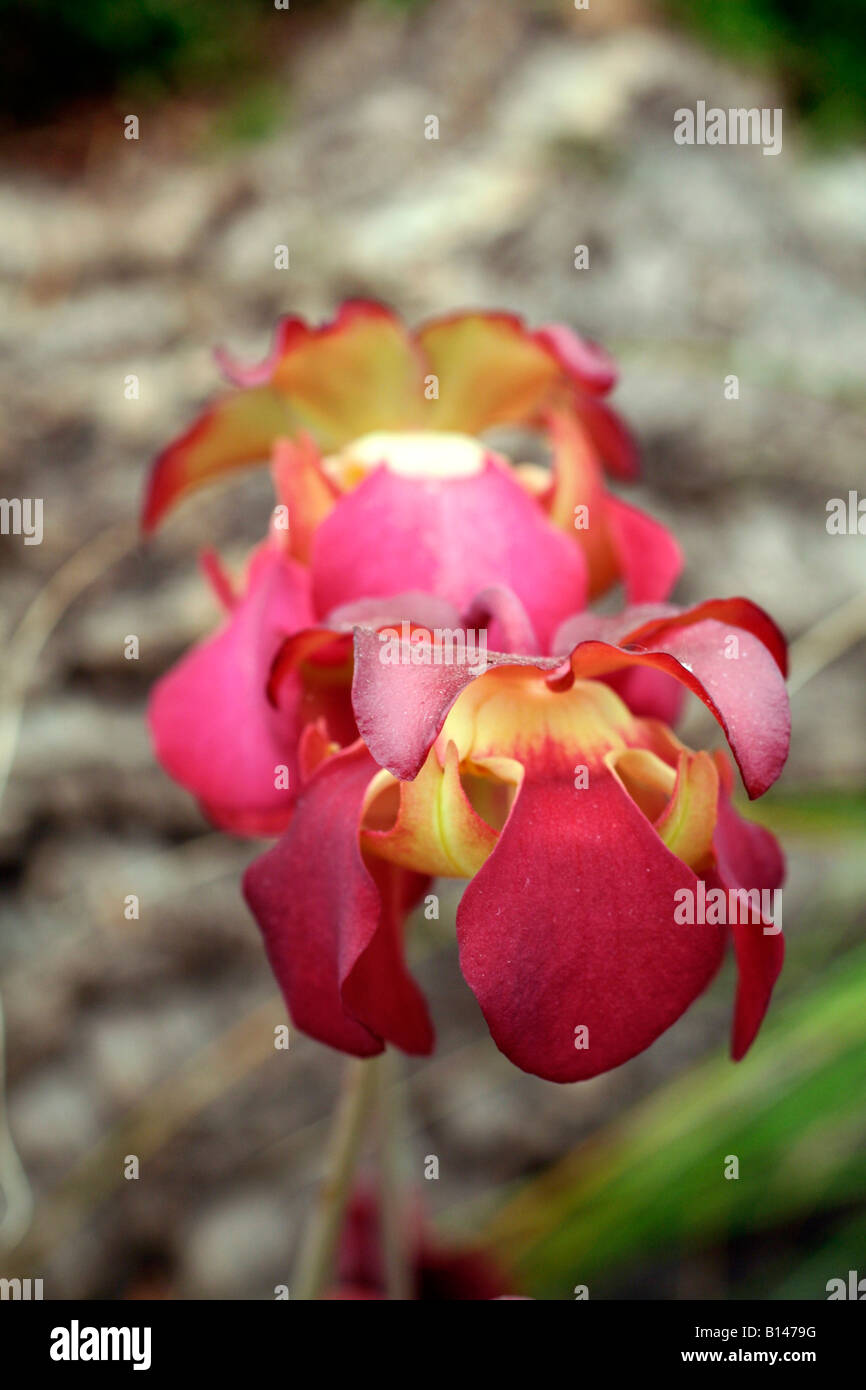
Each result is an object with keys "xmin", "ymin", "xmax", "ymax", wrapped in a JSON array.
[
  {"xmin": 148, "ymin": 544, "xmax": 314, "ymax": 835},
  {"xmin": 243, "ymin": 742, "xmax": 434, "ymax": 1057},
  {"xmin": 353, "ymin": 598, "xmax": 790, "ymax": 799},
  {"xmin": 575, "ymin": 393, "xmax": 639, "ymax": 480},
  {"xmin": 456, "ymin": 761, "xmax": 725, "ymax": 1082},
  {"xmin": 352, "ymin": 625, "xmax": 560, "ymax": 780},
  {"xmin": 619, "ymin": 597, "xmax": 788, "ymax": 678},
  {"xmin": 556, "ymin": 600, "xmax": 790, "ymax": 797},
  {"xmin": 711, "ymin": 758, "xmax": 785, "ymax": 1059},
  {"xmin": 604, "ymin": 493, "xmax": 683, "ymax": 604}
]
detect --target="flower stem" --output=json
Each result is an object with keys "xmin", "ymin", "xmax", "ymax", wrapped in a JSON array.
[
  {"xmin": 377, "ymin": 1050, "xmax": 412, "ymax": 1300},
  {"xmin": 293, "ymin": 1055, "xmax": 379, "ymax": 1300}
]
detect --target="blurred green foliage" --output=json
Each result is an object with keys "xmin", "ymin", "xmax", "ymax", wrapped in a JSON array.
[
  {"xmin": 3, "ymin": 0, "xmax": 861, "ymax": 138},
  {"xmin": 483, "ymin": 936, "xmax": 866, "ymax": 1299},
  {"xmin": 667, "ymin": 0, "xmax": 866, "ymax": 139},
  {"xmin": 0, "ymin": 0, "xmax": 273, "ymax": 122},
  {"xmin": 749, "ymin": 788, "xmax": 866, "ymax": 842}
]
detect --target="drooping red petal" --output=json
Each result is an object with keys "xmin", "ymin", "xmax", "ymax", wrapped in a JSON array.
[
  {"xmin": 342, "ymin": 854, "xmax": 434, "ymax": 1055},
  {"xmin": 711, "ymin": 757, "xmax": 785, "ymax": 1060},
  {"xmin": 148, "ymin": 543, "xmax": 315, "ymax": 835},
  {"xmin": 542, "ymin": 407, "xmax": 675, "ymax": 601},
  {"xmin": 604, "ymin": 493, "xmax": 683, "ymax": 603},
  {"xmin": 243, "ymin": 742, "xmax": 434, "ymax": 1057},
  {"xmin": 352, "ymin": 625, "xmax": 560, "ymax": 780},
  {"xmin": 566, "ymin": 630, "xmax": 788, "ymax": 800},
  {"xmin": 312, "ymin": 457, "xmax": 586, "ymax": 651},
  {"xmin": 456, "ymin": 762, "xmax": 725, "ymax": 1082},
  {"xmin": 617, "ymin": 598, "xmax": 788, "ymax": 678},
  {"xmin": 575, "ymin": 393, "xmax": 640, "ymax": 480},
  {"xmin": 555, "ymin": 601, "xmax": 790, "ymax": 797},
  {"xmin": 353, "ymin": 599, "xmax": 790, "ymax": 798}
]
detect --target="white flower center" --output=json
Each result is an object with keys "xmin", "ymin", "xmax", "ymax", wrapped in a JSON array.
[{"xmin": 340, "ymin": 430, "xmax": 487, "ymax": 480}]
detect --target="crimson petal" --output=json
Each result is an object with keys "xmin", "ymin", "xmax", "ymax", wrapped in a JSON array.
[
  {"xmin": 712, "ymin": 767, "xmax": 785, "ymax": 1059},
  {"xmin": 243, "ymin": 742, "xmax": 434, "ymax": 1057},
  {"xmin": 456, "ymin": 765, "xmax": 725, "ymax": 1082}
]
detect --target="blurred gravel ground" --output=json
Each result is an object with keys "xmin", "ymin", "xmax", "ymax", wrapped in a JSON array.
[{"xmin": 0, "ymin": 0, "xmax": 864, "ymax": 1297}]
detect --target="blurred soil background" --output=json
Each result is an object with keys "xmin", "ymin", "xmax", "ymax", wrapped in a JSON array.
[{"xmin": 0, "ymin": 0, "xmax": 864, "ymax": 1299}]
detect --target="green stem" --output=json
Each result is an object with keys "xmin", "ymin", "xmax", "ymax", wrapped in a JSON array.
[
  {"xmin": 293, "ymin": 1056, "xmax": 379, "ymax": 1300},
  {"xmin": 377, "ymin": 1050, "xmax": 412, "ymax": 1300}
]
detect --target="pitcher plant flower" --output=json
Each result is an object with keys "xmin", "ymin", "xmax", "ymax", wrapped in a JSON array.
[
  {"xmin": 146, "ymin": 304, "xmax": 685, "ymax": 837},
  {"xmin": 142, "ymin": 301, "xmax": 682, "ymax": 644},
  {"xmin": 142, "ymin": 302, "xmax": 793, "ymax": 1299},
  {"xmin": 244, "ymin": 596, "xmax": 790, "ymax": 1083}
]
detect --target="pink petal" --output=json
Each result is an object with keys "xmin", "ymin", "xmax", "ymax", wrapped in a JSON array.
[
  {"xmin": 352, "ymin": 626, "xmax": 560, "ymax": 780},
  {"xmin": 312, "ymin": 457, "xmax": 586, "ymax": 652},
  {"xmin": 149, "ymin": 543, "xmax": 315, "ymax": 835}
]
